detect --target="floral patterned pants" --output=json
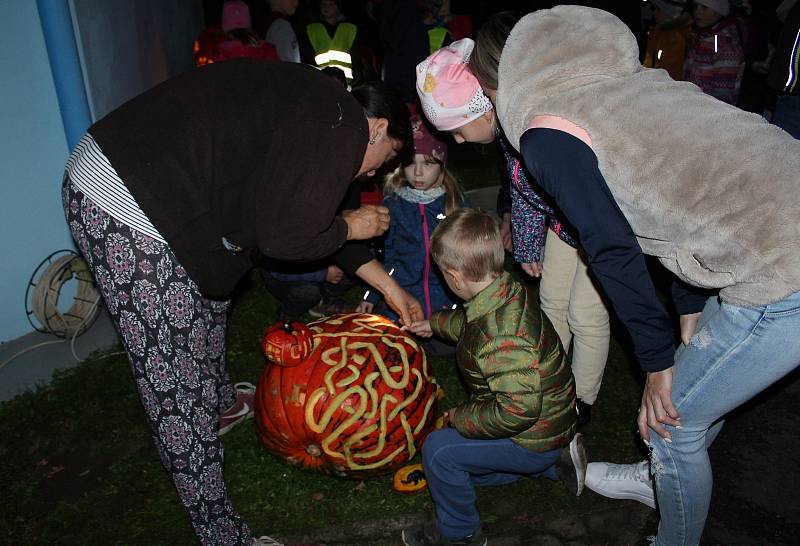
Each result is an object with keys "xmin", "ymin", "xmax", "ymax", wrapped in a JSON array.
[{"xmin": 63, "ymin": 178, "xmax": 253, "ymax": 545}]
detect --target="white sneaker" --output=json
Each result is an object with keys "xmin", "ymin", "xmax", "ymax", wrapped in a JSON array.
[
  {"xmin": 585, "ymin": 460, "xmax": 656, "ymax": 509},
  {"xmin": 555, "ymin": 432, "xmax": 588, "ymax": 496}
]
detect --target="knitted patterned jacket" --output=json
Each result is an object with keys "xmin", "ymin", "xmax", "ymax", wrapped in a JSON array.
[
  {"xmin": 497, "ymin": 136, "xmax": 576, "ymax": 264},
  {"xmin": 430, "ymin": 272, "xmax": 577, "ymax": 452}
]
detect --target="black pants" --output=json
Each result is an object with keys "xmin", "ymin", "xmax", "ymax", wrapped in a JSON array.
[{"xmin": 261, "ymin": 270, "xmax": 356, "ymax": 320}]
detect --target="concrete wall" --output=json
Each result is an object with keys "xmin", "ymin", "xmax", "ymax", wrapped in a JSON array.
[{"xmin": 0, "ymin": 1, "xmax": 203, "ymax": 343}]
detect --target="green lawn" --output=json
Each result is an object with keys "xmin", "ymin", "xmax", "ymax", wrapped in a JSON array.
[{"xmin": 0, "ymin": 141, "xmax": 652, "ymax": 544}]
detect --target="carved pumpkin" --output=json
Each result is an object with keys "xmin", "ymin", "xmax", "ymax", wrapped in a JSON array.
[
  {"xmin": 261, "ymin": 321, "xmax": 315, "ymax": 367},
  {"xmin": 193, "ymin": 27, "xmax": 224, "ymax": 67},
  {"xmin": 393, "ymin": 463, "xmax": 428, "ymax": 494},
  {"xmin": 255, "ymin": 313, "xmax": 439, "ymax": 477}
]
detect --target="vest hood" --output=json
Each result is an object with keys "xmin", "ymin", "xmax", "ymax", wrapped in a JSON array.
[{"xmin": 497, "ymin": 6, "xmax": 642, "ymax": 150}]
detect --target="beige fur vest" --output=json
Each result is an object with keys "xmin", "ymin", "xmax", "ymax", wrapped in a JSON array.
[{"xmin": 497, "ymin": 6, "xmax": 800, "ymax": 307}]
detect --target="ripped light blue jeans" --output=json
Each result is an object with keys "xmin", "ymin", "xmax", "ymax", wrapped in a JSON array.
[{"xmin": 652, "ymin": 291, "xmax": 800, "ymax": 546}]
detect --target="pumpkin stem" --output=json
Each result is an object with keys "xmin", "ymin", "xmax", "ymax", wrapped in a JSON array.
[{"xmin": 306, "ymin": 443, "xmax": 322, "ymax": 457}]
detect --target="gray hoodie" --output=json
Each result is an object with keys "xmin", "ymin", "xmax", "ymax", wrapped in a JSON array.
[{"xmin": 497, "ymin": 6, "xmax": 800, "ymax": 307}]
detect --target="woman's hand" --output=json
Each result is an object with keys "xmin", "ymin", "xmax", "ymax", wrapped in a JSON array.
[
  {"xmin": 383, "ymin": 283, "xmax": 424, "ymax": 326},
  {"xmin": 521, "ymin": 262, "xmax": 544, "ymax": 278},
  {"xmin": 638, "ymin": 368, "xmax": 681, "ymax": 443},
  {"xmin": 343, "ymin": 205, "xmax": 390, "ymax": 240},
  {"xmin": 355, "ymin": 260, "xmax": 423, "ymax": 326},
  {"xmin": 325, "ymin": 265, "xmax": 344, "ymax": 284},
  {"xmin": 679, "ymin": 312, "xmax": 702, "ymax": 346},
  {"xmin": 500, "ymin": 212, "xmax": 513, "ymax": 252},
  {"xmin": 355, "ymin": 301, "xmax": 374, "ymax": 313}
]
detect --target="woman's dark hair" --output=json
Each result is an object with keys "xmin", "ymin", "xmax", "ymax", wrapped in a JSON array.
[
  {"xmin": 470, "ymin": 11, "xmax": 523, "ymax": 91},
  {"xmin": 351, "ymin": 80, "xmax": 413, "ymax": 154}
]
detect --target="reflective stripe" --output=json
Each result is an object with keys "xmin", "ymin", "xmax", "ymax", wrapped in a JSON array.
[
  {"xmin": 314, "ymin": 50, "xmax": 353, "ymax": 65},
  {"xmin": 326, "ymin": 64, "xmax": 353, "ymax": 79},
  {"xmin": 785, "ymin": 27, "xmax": 800, "ymax": 92}
]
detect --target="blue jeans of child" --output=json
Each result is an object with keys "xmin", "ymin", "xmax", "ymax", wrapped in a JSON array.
[
  {"xmin": 422, "ymin": 428, "xmax": 560, "ymax": 540},
  {"xmin": 652, "ymin": 291, "xmax": 800, "ymax": 546}
]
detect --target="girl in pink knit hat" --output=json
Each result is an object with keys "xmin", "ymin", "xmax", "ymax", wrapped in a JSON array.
[{"xmin": 416, "ymin": 38, "xmax": 497, "ymax": 144}]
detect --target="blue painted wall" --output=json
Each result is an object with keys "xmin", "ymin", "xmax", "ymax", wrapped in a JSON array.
[
  {"xmin": 0, "ymin": 2, "xmax": 74, "ymax": 341},
  {"xmin": 0, "ymin": 1, "xmax": 203, "ymax": 342}
]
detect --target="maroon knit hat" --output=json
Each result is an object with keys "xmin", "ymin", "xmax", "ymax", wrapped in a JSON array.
[{"xmin": 411, "ymin": 112, "xmax": 447, "ymax": 162}]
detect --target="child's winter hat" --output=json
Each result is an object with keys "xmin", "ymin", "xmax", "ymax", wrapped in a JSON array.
[
  {"xmin": 694, "ymin": 0, "xmax": 730, "ymax": 16},
  {"xmin": 409, "ymin": 105, "xmax": 447, "ymax": 161},
  {"xmin": 416, "ymin": 38, "xmax": 493, "ymax": 132},
  {"xmin": 652, "ymin": 0, "xmax": 687, "ymax": 18},
  {"xmin": 222, "ymin": 0, "xmax": 252, "ymax": 32}
]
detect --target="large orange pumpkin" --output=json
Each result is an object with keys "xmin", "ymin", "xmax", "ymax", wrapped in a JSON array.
[{"xmin": 254, "ymin": 313, "xmax": 438, "ymax": 477}]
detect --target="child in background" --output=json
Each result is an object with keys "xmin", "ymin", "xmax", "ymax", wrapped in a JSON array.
[
  {"xmin": 401, "ymin": 209, "xmax": 586, "ymax": 546},
  {"xmin": 358, "ymin": 111, "xmax": 465, "ymax": 354},
  {"xmin": 642, "ymin": 0, "xmax": 692, "ymax": 81},
  {"xmin": 213, "ymin": 0, "xmax": 278, "ymax": 62},
  {"xmin": 417, "ymin": 37, "xmax": 610, "ymax": 427},
  {"xmin": 256, "ymin": 0, "xmax": 301, "ymax": 62},
  {"xmin": 684, "ymin": 0, "xmax": 746, "ymax": 104}
]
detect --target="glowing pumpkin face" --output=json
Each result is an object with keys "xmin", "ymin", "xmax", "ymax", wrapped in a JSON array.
[{"xmin": 254, "ymin": 313, "xmax": 439, "ymax": 477}]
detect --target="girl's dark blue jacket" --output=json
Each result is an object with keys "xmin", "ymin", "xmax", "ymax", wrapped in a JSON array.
[{"xmin": 367, "ymin": 192, "xmax": 464, "ymax": 320}]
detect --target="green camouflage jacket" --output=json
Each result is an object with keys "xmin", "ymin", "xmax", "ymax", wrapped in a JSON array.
[{"xmin": 431, "ymin": 272, "xmax": 577, "ymax": 452}]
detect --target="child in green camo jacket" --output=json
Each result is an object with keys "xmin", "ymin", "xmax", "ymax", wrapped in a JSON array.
[{"xmin": 401, "ymin": 208, "xmax": 586, "ymax": 546}]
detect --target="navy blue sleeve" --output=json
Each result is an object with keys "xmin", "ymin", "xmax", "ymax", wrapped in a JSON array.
[{"xmin": 520, "ymin": 128, "xmax": 674, "ymax": 372}]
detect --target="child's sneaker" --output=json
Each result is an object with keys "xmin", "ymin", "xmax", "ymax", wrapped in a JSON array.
[
  {"xmin": 401, "ymin": 522, "xmax": 486, "ymax": 546},
  {"xmin": 555, "ymin": 432, "xmax": 588, "ymax": 496},
  {"xmin": 219, "ymin": 382, "xmax": 256, "ymax": 436}
]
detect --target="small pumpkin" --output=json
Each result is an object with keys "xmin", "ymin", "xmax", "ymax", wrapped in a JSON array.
[
  {"xmin": 393, "ymin": 463, "xmax": 427, "ymax": 494},
  {"xmin": 261, "ymin": 321, "xmax": 314, "ymax": 367}
]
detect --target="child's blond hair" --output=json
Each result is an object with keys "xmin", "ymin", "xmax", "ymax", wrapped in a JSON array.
[
  {"xmin": 383, "ymin": 156, "xmax": 464, "ymax": 215},
  {"xmin": 430, "ymin": 208, "xmax": 504, "ymax": 282}
]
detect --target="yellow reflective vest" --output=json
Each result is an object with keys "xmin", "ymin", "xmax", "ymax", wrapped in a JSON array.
[
  {"xmin": 306, "ymin": 22, "xmax": 357, "ymax": 82},
  {"xmin": 428, "ymin": 27, "xmax": 449, "ymax": 54}
]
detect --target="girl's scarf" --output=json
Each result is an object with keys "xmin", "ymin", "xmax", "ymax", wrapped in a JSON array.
[{"xmin": 395, "ymin": 185, "xmax": 446, "ymax": 205}]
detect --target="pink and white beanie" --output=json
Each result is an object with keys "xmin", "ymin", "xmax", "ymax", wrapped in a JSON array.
[{"xmin": 415, "ymin": 38, "xmax": 493, "ymax": 132}]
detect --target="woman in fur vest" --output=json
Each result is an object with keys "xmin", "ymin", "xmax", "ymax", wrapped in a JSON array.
[{"xmin": 469, "ymin": 7, "xmax": 800, "ymax": 546}]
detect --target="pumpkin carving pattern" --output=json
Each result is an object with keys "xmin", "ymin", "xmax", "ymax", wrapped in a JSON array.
[{"xmin": 254, "ymin": 313, "xmax": 439, "ymax": 477}]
